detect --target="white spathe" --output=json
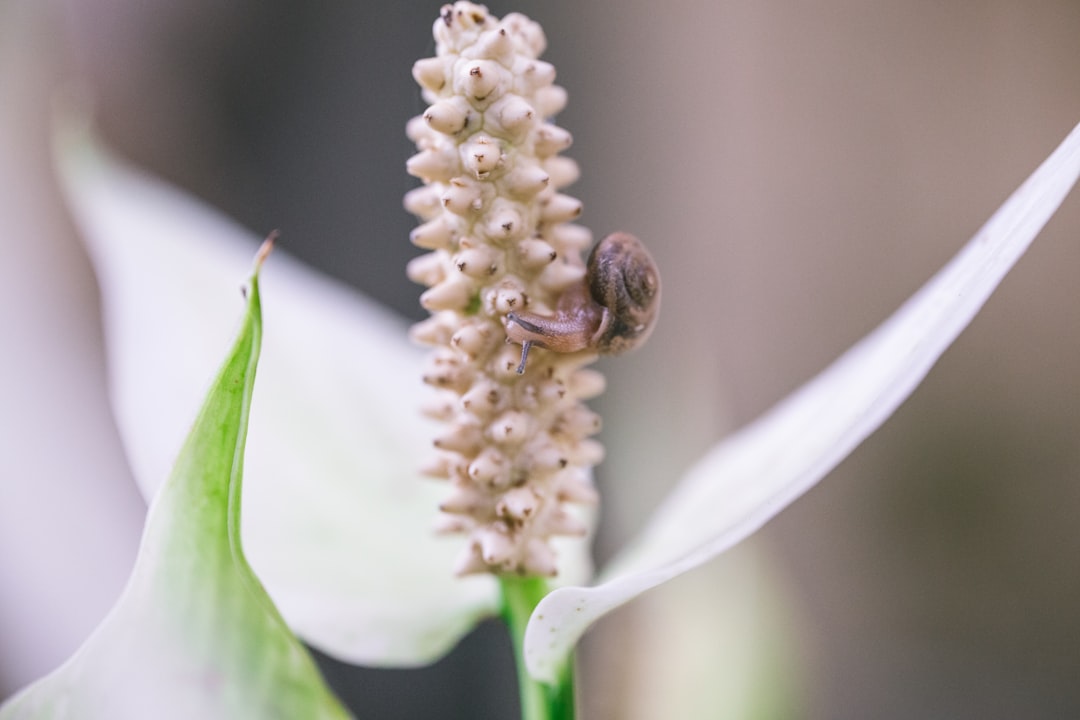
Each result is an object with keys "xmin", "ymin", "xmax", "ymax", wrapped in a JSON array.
[
  {"xmin": 56, "ymin": 127, "xmax": 497, "ymax": 667},
  {"xmin": 523, "ymin": 121, "xmax": 1080, "ymax": 681}
]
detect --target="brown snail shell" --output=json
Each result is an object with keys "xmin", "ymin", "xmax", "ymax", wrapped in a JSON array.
[{"xmin": 505, "ymin": 232, "xmax": 661, "ymax": 373}]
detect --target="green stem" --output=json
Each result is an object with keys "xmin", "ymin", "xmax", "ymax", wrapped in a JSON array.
[{"xmin": 499, "ymin": 576, "xmax": 576, "ymax": 720}]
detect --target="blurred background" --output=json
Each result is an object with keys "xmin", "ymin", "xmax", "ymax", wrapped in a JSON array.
[{"xmin": 3, "ymin": 1, "xmax": 1080, "ymax": 717}]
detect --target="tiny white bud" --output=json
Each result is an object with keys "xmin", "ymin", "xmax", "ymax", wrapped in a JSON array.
[
  {"xmin": 409, "ymin": 216, "xmax": 455, "ymax": 250},
  {"xmin": 420, "ymin": 277, "xmax": 474, "ymax": 313},
  {"xmin": 424, "ymin": 98, "xmax": 471, "ymax": 135},
  {"xmin": 490, "ymin": 95, "xmax": 535, "ymax": 138},
  {"xmin": 460, "ymin": 379, "xmax": 505, "ymax": 415},
  {"xmin": 476, "ymin": 526, "xmax": 515, "ymax": 565},
  {"xmin": 406, "ymin": 252, "xmax": 446, "ymax": 287},
  {"xmin": 421, "ymin": 396, "xmax": 456, "ymax": 422},
  {"xmin": 406, "ymin": 114, "xmax": 435, "ymax": 146},
  {"xmin": 522, "ymin": 538, "xmax": 557, "ymax": 577},
  {"xmin": 492, "ymin": 344, "xmax": 527, "ymax": 379},
  {"xmin": 533, "ymin": 124, "xmax": 573, "ymax": 156},
  {"xmin": 461, "ymin": 135, "xmax": 503, "ymax": 179},
  {"xmin": 407, "ymin": 147, "xmax": 459, "ymax": 183},
  {"xmin": 527, "ymin": 440, "xmax": 569, "ymax": 472},
  {"xmin": 440, "ymin": 178, "xmax": 486, "ymax": 216},
  {"xmin": 408, "ymin": 314, "xmax": 454, "ymax": 346},
  {"xmin": 501, "ymin": 13, "xmax": 546, "ymax": 56},
  {"xmin": 570, "ymin": 439, "xmax": 605, "ymax": 467},
  {"xmin": 536, "ymin": 378, "xmax": 568, "ymax": 406},
  {"xmin": 412, "ymin": 56, "xmax": 448, "ymax": 92},
  {"xmin": 568, "ymin": 368, "xmax": 606, "ymax": 399},
  {"xmin": 543, "ymin": 156, "xmax": 579, "ymax": 189},
  {"xmin": 440, "ymin": 486, "xmax": 490, "ymax": 515},
  {"xmin": 454, "ymin": 245, "xmax": 500, "ymax": 279},
  {"xmin": 503, "ymin": 164, "xmax": 550, "ymax": 199},
  {"xmin": 467, "ymin": 447, "xmax": 510, "ymax": 488},
  {"xmin": 434, "ymin": 513, "xmax": 472, "ymax": 534},
  {"xmin": 453, "ymin": 545, "xmax": 492, "ymax": 576},
  {"xmin": 420, "ymin": 454, "xmax": 453, "ymax": 479},
  {"xmin": 497, "ymin": 487, "xmax": 542, "ymax": 522},
  {"xmin": 482, "ymin": 204, "xmax": 525, "ymax": 242},
  {"xmin": 515, "ymin": 59, "xmax": 556, "ymax": 92},
  {"xmin": 555, "ymin": 405, "xmax": 602, "ymax": 437},
  {"xmin": 474, "ymin": 26, "xmax": 513, "ymax": 63},
  {"xmin": 489, "ymin": 410, "xmax": 531, "ymax": 445},
  {"xmin": 546, "ymin": 223, "xmax": 592, "ymax": 252},
  {"xmin": 458, "ymin": 59, "xmax": 505, "ymax": 104},
  {"xmin": 403, "ymin": 185, "xmax": 443, "ymax": 220},
  {"xmin": 540, "ymin": 193, "xmax": 583, "ymax": 223},
  {"xmin": 554, "ymin": 470, "xmax": 600, "ymax": 504},
  {"xmin": 433, "ymin": 422, "xmax": 484, "ymax": 455},
  {"xmin": 516, "ymin": 238, "xmax": 558, "ymax": 270},
  {"xmin": 534, "ymin": 85, "xmax": 568, "ymax": 117},
  {"xmin": 492, "ymin": 285, "xmax": 525, "ymax": 314},
  {"xmin": 544, "ymin": 508, "xmax": 588, "ymax": 537},
  {"xmin": 537, "ymin": 260, "xmax": 586, "ymax": 294}
]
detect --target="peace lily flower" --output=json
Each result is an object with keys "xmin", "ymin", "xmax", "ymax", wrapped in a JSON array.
[{"xmin": 43, "ymin": 5, "xmax": 1080, "ymax": 714}]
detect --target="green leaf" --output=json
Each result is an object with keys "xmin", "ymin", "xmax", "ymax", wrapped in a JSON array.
[{"xmin": 1, "ymin": 245, "xmax": 350, "ymax": 719}]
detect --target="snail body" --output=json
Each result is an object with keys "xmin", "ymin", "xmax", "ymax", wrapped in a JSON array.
[{"xmin": 505, "ymin": 232, "xmax": 660, "ymax": 373}]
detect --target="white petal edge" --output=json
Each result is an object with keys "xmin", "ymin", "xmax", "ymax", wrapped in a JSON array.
[
  {"xmin": 53, "ymin": 121, "xmax": 505, "ymax": 667},
  {"xmin": 525, "ymin": 121, "xmax": 1080, "ymax": 682}
]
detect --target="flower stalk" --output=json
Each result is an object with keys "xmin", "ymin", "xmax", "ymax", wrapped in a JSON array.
[{"xmin": 500, "ymin": 577, "xmax": 575, "ymax": 720}]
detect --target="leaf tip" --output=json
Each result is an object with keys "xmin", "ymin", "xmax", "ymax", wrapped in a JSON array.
[{"xmin": 255, "ymin": 230, "xmax": 278, "ymax": 272}]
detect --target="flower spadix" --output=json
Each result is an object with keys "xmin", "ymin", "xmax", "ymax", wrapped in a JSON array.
[
  {"xmin": 0, "ymin": 245, "xmax": 349, "ymax": 719},
  {"xmin": 405, "ymin": 2, "xmax": 604, "ymax": 577}
]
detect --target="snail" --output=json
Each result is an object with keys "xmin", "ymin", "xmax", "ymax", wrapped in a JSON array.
[{"xmin": 505, "ymin": 232, "xmax": 661, "ymax": 374}]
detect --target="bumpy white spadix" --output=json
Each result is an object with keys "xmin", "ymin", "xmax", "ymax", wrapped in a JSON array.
[{"xmin": 405, "ymin": 3, "xmax": 605, "ymax": 578}]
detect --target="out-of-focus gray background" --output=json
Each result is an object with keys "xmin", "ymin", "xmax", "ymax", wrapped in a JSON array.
[{"xmin": 3, "ymin": 1, "xmax": 1079, "ymax": 717}]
